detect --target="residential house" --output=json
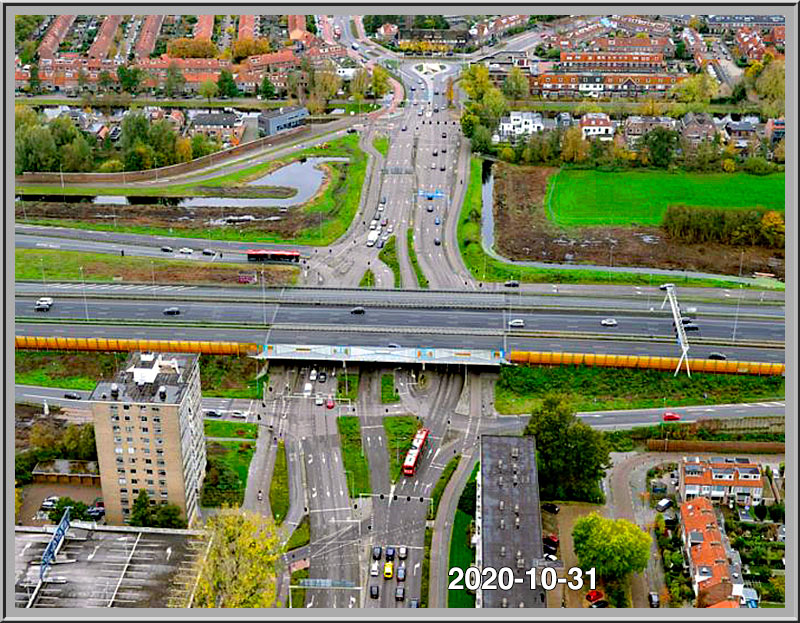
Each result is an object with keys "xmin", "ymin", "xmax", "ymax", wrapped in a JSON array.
[
  {"xmin": 623, "ymin": 115, "xmax": 676, "ymax": 148},
  {"xmin": 705, "ymin": 15, "xmax": 785, "ymax": 35},
  {"xmin": 470, "ymin": 14, "xmax": 528, "ymax": 44},
  {"xmin": 376, "ymin": 23, "xmax": 398, "ymax": 40},
  {"xmin": 87, "ymin": 15, "xmax": 123, "ymax": 60},
  {"xmin": 769, "ymin": 26, "xmax": 785, "ymax": 46},
  {"xmin": 38, "ymin": 15, "xmax": 77, "ymax": 60},
  {"xmin": 189, "ymin": 113, "xmax": 246, "ymax": 146},
  {"xmin": 765, "ymin": 117, "xmax": 785, "ymax": 144},
  {"xmin": 530, "ymin": 71, "xmax": 683, "ymax": 99},
  {"xmin": 87, "ymin": 122, "xmax": 110, "ymax": 143},
  {"xmin": 287, "ymin": 14, "xmax": 308, "ymax": 40},
  {"xmin": 579, "ymin": 112, "xmax": 614, "ymax": 141},
  {"xmin": 589, "ymin": 35, "xmax": 675, "ymax": 57},
  {"xmin": 679, "ymin": 456, "xmax": 764, "ymax": 506},
  {"xmin": 193, "ymin": 15, "xmax": 214, "ymax": 40},
  {"xmin": 238, "ymin": 15, "xmax": 256, "ymax": 40},
  {"xmin": 166, "ymin": 109, "xmax": 185, "ymax": 132},
  {"xmin": 257, "ymin": 105, "xmax": 309, "ymax": 137},
  {"xmin": 498, "ymin": 111, "xmax": 544, "ymax": 140},
  {"xmin": 680, "ymin": 112, "xmax": 717, "ymax": 147},
  {"xmin": 556, "ymin": 111, "xmax": 572, "ymax": 129},
  {"xmin": 735, "ymin": 27, "xmax": 767, "ymax": 61},
  {"xmin": 559, "ymin": 51, "xmax": 666, "ymax": 73},
  {"xmin": 680, "ymin": 497, "xmax": 745, "ymax": 608},
  {"xmin": 134, "ymin": 15, "xmax": 164, "ymax": 59},
  {"xmin": 612, "ymin": 15, "xmax": 671, "ymax": 36},
  {"xmin": 724, "ymin": 120, "xmax": 757, "ymax": 150}
]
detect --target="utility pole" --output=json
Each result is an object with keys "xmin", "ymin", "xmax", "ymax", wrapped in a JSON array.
[
  {"xmin": 40, "ymin": 258, "xmax": 47, "ymax": 296},
  {"xmin": 150, "ymin": 261, "xmax": 156, "ymax": 299},
  {"xmin": 261, "ymin": 269, "xmax": 267, "ymax": 325},
  {"xmin": 79, "ymin": 266, "xmax": 89, "ymax": 321},
  {"xmin": 732, "ymin": 284, "xmax": 743, "ymax": 343}
]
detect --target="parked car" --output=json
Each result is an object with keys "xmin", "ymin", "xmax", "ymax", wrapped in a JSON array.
[
  {"xmin": 372, "ymin": 546, "xmax": 382, "ymax": 560},
  {"xmin": 162, "ymin": 307, "xmax": 181, "ymax": 315},
  {"xmin": 648, "ymin": 592, "xmax": 660, "ymax": 608},
  {"xmin": 590, "ymin": 599, "xmax": 609, "ymax": 608},
  {"xmin": 383, "ymin": 561, "xmax": 394, "ymax": 579},
  {"xmin": 397, "ymin": 565, "xmax": 406, "ymax": 581},
  {"xmin": 87, "ymin": 505, "xmax": 105, "ymax": 519},
  {"xmin": 543, "ymin": 534, "xmax": 559, "ymax": 546},
  {"xmin": 409, "ymin": 598, "xmax": 420, "ymax": 607},
  {"xmin": 543, "ymin": 553, "xmax": 558, "ymax": 562},
  {"xmin": 656, "ymin": 498, "xmax": 673, "ymax": 512},
  {"xmin": 543, "ymin": 542, "xmax": 558, "ymax": 555},
  {"xmin": 662, "ymin": 411, "xmax": 681, "ymax": 421},
  {"xmin": 434, "ymin": 217, "xmax": 441, "ymax": 225},
  {"xmin": 326, "ymin": 397, "xmax": 335, "ymax": 410},
  {"xmin": 370, "ymin": 585, "xmax": 380, "ymax": 599},
  {"xmin": 440, "ymin": 164, "xmax": 446, "ymax": 171},
  {"xmin": 385, "ymin": 547, "xmax": 396, "ymax": 561},
  {"xmin": 395, "ymin": 586, "xmax": 405, "ymax": 601},
  {"xmin": 601, "ymin": 318, "xmax": 618, "ymax": 327},
  {"xmin": 371, "ymin": 561, "xmax": 379, "ymax": 577},
  {"xmin": 318, "ymin": 371, "xmax": 327, "ymax": 383},
  {"xmin": 398, "ymin": 545, "xmax": 408, "ymax": 559},
  {"xmin": 434, "ymin": 238, "xmax": 441, "ymax": 246},
  {"xmin": 315, "ymin": 395, "xmax": 324, "ymax": 406},
  {"xmin": 586, "ymin": 590, "xmax": 604, "ymax": 603},
  {"xmin": 63, "ymin": 392, "xmax": 81, "ymax": 400},
  {"xmin": 542, "ymin": 503, "xmax": 560, "ymax": 514},
  {"xmin": 40, "ymin": 496, "xmax": 60, "ymax": 510}
]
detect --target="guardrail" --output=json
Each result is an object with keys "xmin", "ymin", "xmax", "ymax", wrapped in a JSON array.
[
  {"xmin": 15, "ymin": 336, "xmax": 260, "ymax": 356},
  {"xmin": 508, "ymin": 350, "xmax": 785, "ymax": 376}
]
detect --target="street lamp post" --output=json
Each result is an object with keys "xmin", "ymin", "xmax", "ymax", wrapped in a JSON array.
[
  {"xmin": 150, "ymin": 261, "xmax": 156, "ymax": 299},
  {"xmin": 79, "ymin": 266, "xmax": 89, "ymax": 320},
  {"xmin": 40, "ymin": 258, "xmax": 47, "ymax": 296},
  {"xmin": 731, "ymin": 284, "xmax": 743, "ymax": 343},
  {"xmin": 261, "ymin": 270, "xmax": 267, "ymax": 325}
]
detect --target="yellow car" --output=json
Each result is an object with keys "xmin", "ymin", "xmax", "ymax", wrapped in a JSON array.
[{"xmin": 383, "ymin": 561, "xmax": 394, "ymax": 579}]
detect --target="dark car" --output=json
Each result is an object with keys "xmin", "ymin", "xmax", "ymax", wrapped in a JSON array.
[
  {"xmin": 543, "ymin": 542, "xmax": 558, "ymax": 555},
  {"xmin": 504, "ymin": 280, "xmax": 520, "ymax": 288},
  {"xmin": 708, "ymin": 352, "xmax": 727, "ymax": 361},
  {"xmin": 395, "ymin": 587, "xmax": 405, "ymax": 601},
  {"xmin": 409, "ymin": 598, "xmax": 420, "ymax": 607},
  {"xmin": 372, "ymin": 546, "xmax": 382, "ymax": 560},
  {"xmin": 543, "ymin": 534, "xmax": 559, "ymax": 546},
  {"xmin": 590, "ymin": 600, "xmax": 609, "ymax": 608},
  {"xmin": 204, "ymin": 409, "xmax": 221, "ymax": 418},
  {"xmin": 63, "ymin": 392, "xmax": 81, "ymax": 400},
  {"xmin": 542, "ymin": 503, "xmax": 560, "ymax": 514},
  {"xmin": 440, "ymin": 164, "xmax": 446, "ymax": 171},
  {"xmin": 442, "ymin": 132, "xmax": 447, "ymax": 138},
  {"xmin": 350, "ymin": 306, "xmax": 366, "ymax": 315},
  {"xmin": 87, "ymin": 506, "xmax": 105, "ymax": 519},
  {"xmin": 202, "ymin": 248, "xmax": 215, "ymax": 256},
  {"xmin": 402, "ymin": 125, "xmax": 407, "ymax": 131},
  {"xmin": 441, "ymin": 146, "xmax": 447, "ymax": 153},
  {"xmin": 163, "ymin": 307, "xmax": 181, "ymax": 315},
  {"xmin": 370, "ymin": 585, "xmax": 380, "ymax": 599},
  {"xmin": 434, "ymin": 238, "xmax": 441, "ymax": 246},
  {"xmin": 385, "ymin": 547, "xmax": 396, "ymax": 561},
  {"xmin": 160, "ymin": 246, "xmax": 173, "ymax": 253},
  {"xmin": 397, "ymin": 565, "xmax": 406, "ymax": 581},
  {"xmin": 683, "ymin": 323, "xmax": 700, "ymax": 332},
  {"xmin": 648, "ymin": 592, "xmax": 660, "ymax": 608},
  {"xmin": 376, "ymin": 239, "xmax": 385, "ymax": 249},
  {"xmin": 380, "ymin": 196, "xmax": 387, "ymax": 205},
  {"xmin": 318, "ymin": 371, "xmax": 327, "ymax": 383}
]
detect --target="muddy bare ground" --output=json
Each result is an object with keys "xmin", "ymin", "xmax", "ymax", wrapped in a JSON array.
[{"xmin": 492, "ymin": 163, "xmax": 785, "ymax": 280}]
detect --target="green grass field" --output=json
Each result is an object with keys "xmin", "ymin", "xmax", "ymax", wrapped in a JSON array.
[
  {"xmin": 380, "ymin": 373, "xmax": 400, "ymax": 404},
  {"xmin": 285, "ymin": 515, "xmax": 310, "ymax": 551},
  {"xmin": 203, "ymin": 420, "xmax": 259, "ymax": 439},
  {"xmin": 429, "ymin": 454, "xmax": 461, "ymax": 520},
  {"xmin": 447, "ymin": 509, "xmax": 477, "ymax": 608},
  {"xmin": 201, "ymin": 441, "xmax": 255, "ymax": 507},
  {"xmin": 383, "ymin": 416, "xmax": 420, "ymax": 482},
  {"xmin": 15, "ymin": 350, "xmax": 122, "ymax": 390},
  {"xmin": 336, "ymin": 373, "xmax": 360, "ymax": 402},
  {"xmin": 359, "ymin": 269, "xmax": 375, "ymax": 287},
  {"xmin": 548, "ymin": 169, "xmax": 785, "ymax": 228},
  {"xmin": 407, "ymin": 228, "xmax": 429, "ymax": 288},
  {"xmin": 378, "ymin": 235, "xmax": 402, "ymax": 288},
  {"xmin": 336, "ymin": 417, "xmax": 372, "ymax": 497},
  {"xmin": 270, "ymin": 440, "xmax": 289, "ymax": 525},
  {"xmin": 373, "ymin": 135, "xmax": 390, "ymax": 158},
  {"xmin": 287, "ymin": 568, "xmax": 309, "ymax": 607}
]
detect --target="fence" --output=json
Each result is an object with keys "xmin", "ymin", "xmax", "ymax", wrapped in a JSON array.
[
  {"xmin": 15, "ymin": 336, "xmax": 261, "ymax": 356},
  {"xmin": 646, "ymin": 439, "xmax": 785, "ymax": 453},
  {"xmin": 508, "ymin": 350, "xmax": 785, "ymax": 376}
]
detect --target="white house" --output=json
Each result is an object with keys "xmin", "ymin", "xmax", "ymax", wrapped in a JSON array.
[
  {"xmin": 498, "ymin": 111, "xmax": 544, "ymax": 139},
  {"xmin": 579, "ymin": 112, "xmax": 614, "ymax": 141}
]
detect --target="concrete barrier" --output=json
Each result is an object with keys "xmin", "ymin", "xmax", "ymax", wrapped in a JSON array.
[{"xmin": 15, "ymin": 335, "xmax": 261, "ymax": 356}]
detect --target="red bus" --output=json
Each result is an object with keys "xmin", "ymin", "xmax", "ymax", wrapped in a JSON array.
[
  {"xmin": 246, "ymin": 249, "xmax": 301, "ymax": 264},
  {"xmin": 402, "ymin": 428, "xmax": 431, "ymax": 476}
]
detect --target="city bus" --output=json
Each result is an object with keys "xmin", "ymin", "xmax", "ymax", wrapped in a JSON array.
[
  {"xmin": 402, "ymin": 428, "xmax": 431, "ymax": 476},
  {"xmin": 246, "ymin": 249, "xmax": 301, "ymax": 264}
]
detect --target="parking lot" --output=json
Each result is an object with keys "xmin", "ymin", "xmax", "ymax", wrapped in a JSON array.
[{"xmin": 18, "ymin": 482, "xmax": 103, "ymax": 526}]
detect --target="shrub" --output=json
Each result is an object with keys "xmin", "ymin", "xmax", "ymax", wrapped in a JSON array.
[
  {"xmin": 722, "ymin": 158, "xmax": 736, "ymax": 172},
  {"xmin": 743, "ymin": 156, "xmax": 774, "ymax": 176}
]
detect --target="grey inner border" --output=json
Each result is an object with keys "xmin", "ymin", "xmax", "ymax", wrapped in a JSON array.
[{"xmin": 5, "ymin": 2, "xmax": 797, "ymax": 620}]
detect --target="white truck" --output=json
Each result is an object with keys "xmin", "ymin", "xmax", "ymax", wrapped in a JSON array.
[{"xmin": 366, "ymin": 230, "xmax": 380, "ymax": 247}]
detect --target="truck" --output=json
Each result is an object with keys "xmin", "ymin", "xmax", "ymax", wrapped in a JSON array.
[{"xmin": 366, "ymin": 230, "xmax": 379, "ymax": 247}]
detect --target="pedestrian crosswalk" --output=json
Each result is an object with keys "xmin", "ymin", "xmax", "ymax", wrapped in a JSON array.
[{"xmin": 44, "ymin": 283, "xmax": 197, "ymax": 293}]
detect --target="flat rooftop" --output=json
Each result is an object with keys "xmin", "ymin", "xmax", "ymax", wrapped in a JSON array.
[
  {"xmin": 89, "ymin": 352, "xmax": 198, "ymax": 405},
  {"xmin": 480, "ymin": 435, "xmax": 546, "ymax": 608},
  {"xmin": 15, "ymin": 524, "xmax": 206, "ymax": 608}
]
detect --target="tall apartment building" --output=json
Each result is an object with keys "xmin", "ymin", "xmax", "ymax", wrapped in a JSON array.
[{"xmin": 89, "ymin": 352, "xmax": 206, "ymax": 525}]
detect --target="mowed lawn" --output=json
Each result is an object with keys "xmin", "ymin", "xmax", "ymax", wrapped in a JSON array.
[{"xmin": 548, "ymin": 170, "xmax": 785, "ymax": 227}]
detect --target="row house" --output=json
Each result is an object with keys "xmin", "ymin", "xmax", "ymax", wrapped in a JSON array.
[
  {"xmin": 87, "ymin": 15, "xmax": 123, "ymax": 60},
  {"xmin": 193, "ymin": 15, "xmax": 214, "ymax": 40},
  {"xmin": 188, "ymin": 112, "xmax": 246, "ymax": 146},
  {"xmin": 680, "ymin": 497, "xmax": 746, "ymax": 608},
  {"xmin": 579, "ymin": 112, "xmax": 614, "ymax": 140},
  {"xmin": 589, "ymin": 36, "xmax": 676, "ymax": 58},
  {"xmin": 375, "ymin": 23, "xmax": 398, "ymax": 40},
  {"xmin": 682, "ymin": 28, "xmax": 707, "ymax": 68},
  {"xmin": 303, "ymin": 41, "xmax": 349, "ymax": 65},
  {"xmin": 558, "ymin": 51, "xmax": 666, "ymax": 73},
  {"xmin": 245, "ymin": 49, "xmax": 301, "ymax": 73},
  {"xmin": 705, "ymin": 14, "xmax": 785, "ymax": 34},
  {"xmin": 38, "ymin": 15, "xmax": 77, "ymax": 60},
  {"xmin": 623, "ymin": 115, "xmax": 676, "ymax": 147},
  {"xmin": 734, "ymin": 27, "xmax": 781, "ymax": 62},
  {"xmin": 723, "ymin": 120, "xmax": 757, "ymax": 150},
  {"xmin": 769, "ymin": 25, "xmax": 785, "ymax": 46},
  {"xmin": 287, "ymin": 14, "xmax": 308, "ymax": 40},
  {"xmin": 134, "ymin": 55, "xmax": 233, "ymax": 87},
  {"xmin": 134, "ymin": 15, "xmax": 164, "ymax": 59},
  {"xmin": 531, "ymin": 71, "xmax": 683, "ymax": 99},
  {"xmin": 612, "ymin": 15, "xmax": 671, "ymax": 36},
  {"xmin": 679, "ymin": 112, "xmax": 717, "ymax": 147},
  {"xmin": 470, "ymin": 14, "xmax": 528, "ymax": 43},
  {"xmin": 679, "ymin": 456, "xmax": 764, "ymax": 507},
  {"xmin": 238, "ymin": 15, "xmax": 256, "ymax": 40},
  {"xmin": 765, "ymin": 117, "xmax": 785, "ymax": 143},
  {"xmin": 546, "ymin": 20, "xmax": 608, "ymax": 48},
  {"xmin": 498, "ymin": 111, "xmax": 544, "ymax": 140}
]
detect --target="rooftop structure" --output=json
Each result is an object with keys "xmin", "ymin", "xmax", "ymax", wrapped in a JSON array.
[
  {"xmin": 477, "ymin": 435, "xmax": 548, "ymax": 608},
  {"xmin": 193, "ymin": 14, "xmax": 214, "ymax": 40},
  {"xmin": 680, "ymin": 456, "xmax": 764, "ymax": 506},
  {"xmin": 87, "ymin": 15, "xmax": 123, "ymax": 60}
]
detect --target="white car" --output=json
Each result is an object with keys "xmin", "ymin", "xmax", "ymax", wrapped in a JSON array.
[
  {"xmin": 600, "ymin": 318, "xmax": 618, "ymax": 327},
  {"xmin": 543, "ymin": 553, "xmax": 558, "ymax": 562},
  {"xmin": 387, "ymin": 225, "xmax": 394, "ymax": 234},
  {"xmin": 508, "ymin": 319, "xmax": 525, "ymax": 328},
  {"xmin": 315, "ymin": 395, "xmax": 324, "ymax": 406},
  {"xmin": 370, "ymin": 560, "xmax": 380, "ymax": 577},
  {"xmin": 309, "ymin": 369, "xmax": 318, "ymax": 381},
  {"xmin": 178, "ymin": 247, "xmax": 193, "ymax": 255},
  {"xmin": 36, "ymin": 297, "xmax": 54, "ymax": 306}
]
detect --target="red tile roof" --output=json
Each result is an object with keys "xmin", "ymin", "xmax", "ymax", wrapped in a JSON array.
[
  {"xmin": 38, "ymin": 15, "xmax": 77, "ymax": 60},
  {"xmin": 194, "ymin": 15, "xmax": 214, "ymax": 40},
  {"xmin": 238, "ymin": 15, "xmax": 256, "ymax": 40},
  {"xmin": 680, "ymin": 498, "xmax": 732, "ymax": 594},
  {"xmin": 88, "ymin": 15, "xmax": 123, "ymax": 60},
  {"xmin": 134, "ymin": 15, "xmax": 164, "ymax": 58}
]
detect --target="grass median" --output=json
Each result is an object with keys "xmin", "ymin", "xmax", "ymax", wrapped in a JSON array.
[
  {"xmin": 203, "ymin": 420, "xmax": 258, "ymax": 439},
  {"xmin": 420, "ymin": 526, "xmax": 433, "ymax": 608},
  {"xmin": 372, "ymin": 135, "xmax": 390, "ymax": 158},
  {"xmin": 381, "ymin": 373, "xmax": 400, "ymax": 404},
  {"xmin": 270, "ymin": 440, "xmax": 289, "ymax": 525},
  {"xmin": 359, "ymin": 269, "xmax": 376, "ymax": 287},
  {"xmin": 447, "ymin": 509, "xmax": 477, "ymax": 608},
  {"xmin": 458, "ymin": 157, "xmax": 782, "ymax": 290},
  {"xmin": 495, "ymin": 364, "xmax": 786, "ymax": 415},
  {"xmin": 16, "ymin": 249, "xmax": 298, "ymax": 287},
  {"xmin": 383, "ymin": 416, "xmax": 420, "ymax": 482},
  {"xmin": 285, "ymin": 515, "xmax": 310, "ymax": 551},
  {"xmin": 407, "ymin": 228, "xmax": 429, "ymax": 289},
  {"xmin": 428, "ymin": 454, "xmax": 461, "ymax": 520},
  {"xmin": 287, "ymin": 567, "xmax": 309, "ymax": 607},
  {"xmin": 336, "ymin": 373, "xmax": 360, "ymax": 402},
  {"xmin": 336, "ymin": 417, "xmax": 372, "ymax": 497},
  {"xmin": 378, "ymin": 235, "xmax": 402, "ymax": 288}
]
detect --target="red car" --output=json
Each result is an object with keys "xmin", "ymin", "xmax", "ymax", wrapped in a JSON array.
[
  {"xmin": 543, "ymin": 534, "xmax": 559, "ymax": 546},
  {"xmin": 326, "ymin": 397, "xmax": 336, "ymax": 410},
  {"xmin": 586, "ymin": 590, "xmax": 604, "ymax": 603},
  {"xmin": 662, "ymin": 411, "xmax": 682, "ymax": 422}
]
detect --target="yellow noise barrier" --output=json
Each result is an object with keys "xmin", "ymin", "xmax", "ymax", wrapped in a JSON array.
[
  {"xmin": 508, "ymin": 350, "xmax": 784, "ymax": 376},
  {"xmin": 15, "ymin": 336, "xmax": 261, "ymax": 357}
]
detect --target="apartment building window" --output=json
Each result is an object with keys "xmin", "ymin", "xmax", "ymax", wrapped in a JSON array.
[
  {"xmin": 147, "ymin": 479, "xmax": 154, "ymax": 486},
  {"xmin": 141, "ymin": 427, "xmax": 149, "ymax": 433},
  {"xmin": 154, "ymin": 428, "xmax": 162, "ymax": 435},
  {"xmin": 117, "ymin": 467, "xmax": 125, "ymax": 474},
  {"xmin": 146, "ymin": 469, "xmax": 154, "ymax": 475},
  {"xmin": 110, "ymin": 415, "xmax": 119, "ymax": 422},
  {"xmin": 143, "ymin": 448, "xmax": 151, "ymax": 455},
  {"xmin": 124, "ymin": 415, "xmax": 131, "ymax": 421},
  {"xmin": 140, "ymin": 416, "xmax": 148, "ymax": 422},
  {"xmin": 128, "ymin": 457, "xmax": 136, "ymax": 464},
  {"xmin": 127, "ymin": 437, "xmax": 134, "ymax": 443},
  {"xmin": 124, "ymin": 405, "xmax": 130, "ymax": 410},
  {"xmin": 140, "ymin": 437, "xmax": 150, "ymax": 445},
  {"xmin": 157, "ymin": 460, "xmax": 165, "ymax": 467},
  {"xmin": 122, "ymin": 508, "xmax": 130, "ymax": 515},
  {"xmin": 114, "ymin": 436, "xmax": 122, "ymax": 443},
  {"xmin": 128, "ymin": 447, "xmax": 135, "ymax": 454},
  {"xmin": 116, "ymin": 457, "xmax": 124, "ymax": 465},
  {"xmin": 112, "ymin": 425, "xmax": 120, "ymax": 432},
  {"xmin": 118, "ymin": 478, "xmax": 127, "ymax": 485},
  {"xmin": 159, "ymin": 480, "xmax": 166, "ymax": 487},
  {"xmin": 156, "ymin": 438, "xmax": 164, "ymax": 446},
  {"xmin": 131, "ymin": 479, "xmax": 138, "ymax": 484},
  {"xmin": 152, "ymin": 411, "xmax": 160, "ymax": 416},
  {"xmin": 160, "ymin": 491, "xmax": 169, "ymax": 498},
  {"xmin": 130, "ymin": 468, "xmax": 137, "ymax": 474},
  {"xmin": 145, "ymin": 459, "xmax": 152, "ymax": 465},
  {"xmin": 147, "ymin": 489, "xmax": 156, "ymax": 496},
  {"xmin": 115, "ymin": 446, "xmax": 123, "ymax": 454},
  {"xmin": 125, "ymin": 426, "xmax": 133, "ymax": 432}
]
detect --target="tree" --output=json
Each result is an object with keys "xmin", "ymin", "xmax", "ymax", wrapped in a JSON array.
[
  {"xmin": 98, "ymin": 158, "xmax": 124, "ymax": 172},
  {"xmin": 755, "ymin": 61, "xmax": 785, "ymax": 117},
  {"xmin": 502, "ymin": 66, "xmax": 528, "ymax": 102},
  {"xmin": 61, "ymin": 135, "xmax": 93, "ymax": 172},
  {"xmin": 199, "ymin": 79, "xmax": 219, "ymax": 105},
  {"xmin": 470, "ymin": 124, "xmax": 493, "ymax": 153},
  {"xmin": 47, "ymin": 497, "xmax": 92, "ymax": 523},
  {"xmin": 175, "ymin": 136, "xmax": 194, "ymax": 163},
  {"xmin": 191, "ymin": 508, "xmax": 282, "ymax": 608},
  {"xmin": 259, "ymin": 75, "xmax": 275, "ymax": 99},
  {"xmin": 572, "ymin": 513, "xmax": 651, "ymax": 579},
  {"xmin": 674, "ymin": 40, "xmax": 688, "ymax": 60},
  {"xmin": 314, "ymin": 66, "xmax": 342, "ymax": 105},
  {"xmin": 117, "ymin": 66, "xmax": 144, "ymax": 94},
  {"xmin": 753, "ymin": 502, "xmax": 768, "ymax": 521},
  {"xmin": 217, "ymin": 69, "xmax": 239, "ymax": 98},
  {"xmin": 642, "ymin": 126, "xmax": 679, "ymax": 168},
  {"xmin": 148, "ymin": 120, "xmax": 178, "ymax": 167},
  {"xmin": 124, "ymin": 139, "xmax": 156, "ymax": 171},
  {"xmin": 130, "ymin": 490, "xmax": 153, "ymax": 526},
  {"xmin": 15, "ymin": 482, "xmax": 23, "ymax": 520},
  {"xmin": 671, "ymin": 71, "xmax": 718, "ymax": 105},
  {"xmin": 350, "ymin": 68, "xmax": 369, "ymax": 110},
  {"xmin": 560, "ymin": 126, "xmax": 589, "ymax": 164},
  {"xmin": 164, "ymin": 62, "xmax": 186, "ymax": 98},
  {"xmin": 370, "ymin": 65, "xmax": 390, "ymax": 101},
  {"xmin": 499, "ymin": 146, "xmax": 515, "ymax": 162},
  {"xmin": 28, "ymin": 64, "xmax": 41, "ymax": 94},
  {"xmin": 19, "ymin": 39, "xmax": 38, "ymax": 65},
  {"xmin": 153, "ymin": 504, "xmax": 188, "ymax": 529},
  {"xmin": 760, "ymin": 211, "xmax": 785, "ymax": 248},
  {"xmin": 191, "ymin": 133, "xmax": 216, "ymax": 159},
  {"xmin": 167, "ymin": 37, "xmax": 217, "ymax": 58},
  {"xmin": 98, "ymin": 70, "xmax": 114, "ymax": 92},
  {"xmin": 15, "ymin": 124, "xmax": 57, "ymax": 173},
  {"xmin": 29, "ymin": 420, "xmax": 63, "ymax": 449},
  {"xmin": 461, "ymin": 63, "xmax": 491, "ymax": 101},
  {"xmin": 773, "ymin": 137, "xmax": 785, "ymax": 163},
  {"xmin": 479, "ymin": 87, "xmax": 508, "ymax": 129},
  {"xmin": 653, "ymin": 512, "xmax": 666, "ymax": 535},
  {"xmin": 523, "ymin": 394, "xmax": 610, "ymax": 502},
  {"xmin": 120, "ymin": 112, "xmax": 150, "ymax": 151},
  {"xmin": 460, "ymin": 111, "xmax": 479, "ymax": 138},
  {"xmin": 15, "ymin": 104, "xmax": 39, "ymax": 130},
  {"xmin": 231, "ymin": 38, "xmax": 271, "ymax": 63}
]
